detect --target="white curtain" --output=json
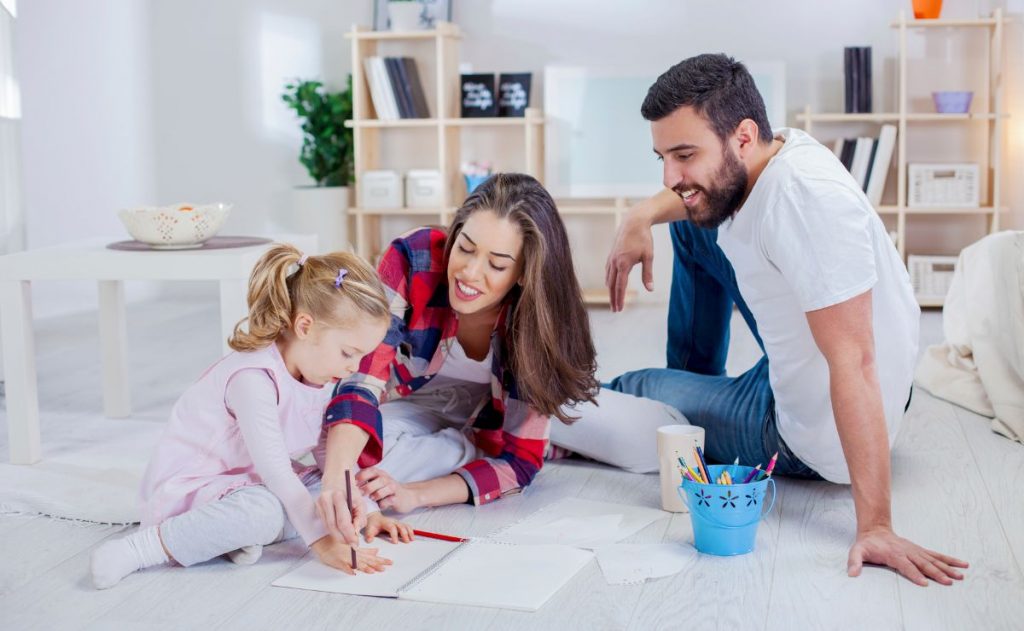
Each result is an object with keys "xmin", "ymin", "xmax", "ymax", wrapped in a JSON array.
[{"xmin": 0, "ymin": 0, "xmax": 24, "ymax": 254}]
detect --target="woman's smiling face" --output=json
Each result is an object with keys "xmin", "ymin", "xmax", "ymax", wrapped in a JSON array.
[{"xmin": 447, "ymin": 209, "xmax": 525, "ymax": 316}]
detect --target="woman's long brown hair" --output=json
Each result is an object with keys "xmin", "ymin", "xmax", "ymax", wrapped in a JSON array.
[{"xmin": 444, "ymin": 173, "xmax": 599, "ymax": 423}]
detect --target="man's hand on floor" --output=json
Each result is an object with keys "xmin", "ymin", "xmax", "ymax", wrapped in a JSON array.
[{"xmin": 848, "ymin": 527, "xmax": 968, "ymax": 586}]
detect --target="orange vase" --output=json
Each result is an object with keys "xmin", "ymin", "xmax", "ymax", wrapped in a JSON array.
[{"xmin": 912, "ymin": 0, "xmax": 943, "ymax": 19}]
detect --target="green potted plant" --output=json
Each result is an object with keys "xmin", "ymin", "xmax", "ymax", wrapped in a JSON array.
[{"xmin": 281, "ymin": 76, "xmax": 354, "ymax": 252}]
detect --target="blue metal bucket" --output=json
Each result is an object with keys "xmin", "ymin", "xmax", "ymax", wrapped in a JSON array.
[{"xmin": 677, "ymin": 464, "xmax": 777, "ymax": 556}]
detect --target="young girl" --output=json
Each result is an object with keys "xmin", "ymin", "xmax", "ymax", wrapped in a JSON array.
[
  {"xmin": 90, "ymin": 245, "xmax": 413, "ymax": 590},
  {"xmin": 312, "ymin": 173, "xmax": 601, "ymax": 530}
]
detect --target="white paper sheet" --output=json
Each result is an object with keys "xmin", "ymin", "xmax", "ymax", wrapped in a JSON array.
[
  {"xmin": 272, "ymin": 539, "xmax": 459, "ymax": 597},
  {"xmin": 399, "ymin": 542, "xmax": 594, "ymax": 612},
  {"xmin": 488, "ymin": 497, "xmax": 667, "ymax": 549},
  {"xmin": 594, "ymin": 543, "xmax": 699, "ymax": 585},
  {"xmin": 272, "ymin": 538, "xmax": 593, "ymax": 612}
]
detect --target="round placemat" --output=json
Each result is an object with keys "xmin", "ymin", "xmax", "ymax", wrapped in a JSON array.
[{"xmin": 106, "ymin": 236, "xmax": 273, "ymax": 252}]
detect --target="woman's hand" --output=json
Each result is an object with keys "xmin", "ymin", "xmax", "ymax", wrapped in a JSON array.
[
  {"xmin": 315, "ymin": 479, "xmax": 367, "ymax": 546},
  {"xmin": 310, "ymin": 535, "xmax": 392, "ymax": 575},
  {"xmin": 357, "ymin": 467, "xmax": 421, "ymax": 514},
  {"xmin": 363, "ymin": 511, "xmax": 416, "ymax": 544}
]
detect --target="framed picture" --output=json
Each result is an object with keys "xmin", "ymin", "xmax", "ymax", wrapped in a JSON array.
[
  {"xmin": 373, "ymin": 0, "xmax": 453, "ymax": 31},
  {"xmin": 498, "ymin": 73, "xmax": 531, "ymax": 117},
  {"xmin": 460, "ymin": 73, "xmax": 497, "ymax": 117}
]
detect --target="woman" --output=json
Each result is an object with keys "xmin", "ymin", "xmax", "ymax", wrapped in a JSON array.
[{"xmin": 315, "ymin": 173, "xmax": 601, "ymax": 528}]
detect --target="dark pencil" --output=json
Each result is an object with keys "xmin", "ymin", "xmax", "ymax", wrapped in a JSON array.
[{"xmin": 345, "ymin": 470, "xmax": 357, "ymax": 570}]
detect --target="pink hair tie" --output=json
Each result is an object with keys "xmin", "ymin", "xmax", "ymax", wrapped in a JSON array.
[
  {"xmin": 286, "ymin": 254, "xmax": 308, "ymax": 278},
  {"xmin": 334, "ymin": 268, "xmax": 348, "ymax": 288}
]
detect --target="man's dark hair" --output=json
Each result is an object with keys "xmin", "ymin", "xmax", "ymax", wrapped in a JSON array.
[{"xmin": 641, "ymin": 53, "xmax": 773, "ymax": 144}]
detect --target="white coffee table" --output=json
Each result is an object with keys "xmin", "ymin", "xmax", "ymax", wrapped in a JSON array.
[{"xmin": 0, "ymin": 235, "xmax": 317, "ymax": 464}]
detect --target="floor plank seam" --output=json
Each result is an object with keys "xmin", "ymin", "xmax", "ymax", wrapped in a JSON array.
[
  {"xmin": 894, "ymin": 569, "xmax": 907, "ymax": 630},
  {"xmin": 761, "ymin": 481, "xmax": 785, "ymax": 631},
  {"xmin": 954, "ymin": 408, "xmax": 1024, "ymax": 581}
]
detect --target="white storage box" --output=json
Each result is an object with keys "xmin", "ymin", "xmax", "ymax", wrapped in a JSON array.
[
  {"xmin": 361, "ymin": 170, "xmax": 403, "ymax": 208},
  {"xmin": 405, "ymin": 170, "xmax": 442, "ymax": 208},
  {"xmin": 907, "ymin": 163, "xmax": 979, "ymax": 208},
  {"xmin": 908, "ymin": 254, "xmax": 958, "ymax": 304}
]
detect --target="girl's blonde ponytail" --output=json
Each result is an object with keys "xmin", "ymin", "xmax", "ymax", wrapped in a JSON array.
[{"xmin": 228, "ymin": 244, "xmax": 389, "ymax": 352}]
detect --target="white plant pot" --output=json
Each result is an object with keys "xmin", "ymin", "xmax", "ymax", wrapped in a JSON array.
[
  {"xmin": 290, "ymin": 186, "xmax": 351, "ymax": 253},
  {"xmin": 388, "ymin": 2, "xmax": 423, "ymax": 31}
]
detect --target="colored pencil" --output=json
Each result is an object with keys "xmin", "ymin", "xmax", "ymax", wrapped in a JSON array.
[
  {"xmin": 413, "ymin": 529, "xmax": 468, "ymax": 543},
  {"xmin": 690, "ymin": 448, "xmax": 704, "ymax": 483},
  {"xmin": 759, "ymin": 452, "xmax": 779, "ymax": 480},
  {"xmin": 678, "ymin": 456, "xmax": 704, "ymax": 484},
  {"xmin": 741, "ymin": 464, "xmax": 762, "ymax": 484},
  {"xmin": 345, "ymin": 470, "xmax": 357, "ymax": 569},
  {"xmin": 694, "ymin": 446, "xmax": 711, "ymax": 486}
]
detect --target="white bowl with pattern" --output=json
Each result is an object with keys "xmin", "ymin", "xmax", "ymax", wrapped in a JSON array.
[{"xmin": 117, "ymin": 203, "xmax": 232, "ymax": 249}]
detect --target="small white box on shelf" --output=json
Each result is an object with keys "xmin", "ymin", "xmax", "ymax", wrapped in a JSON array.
[
  {"xmin": 405, "ymin": 170, "xmax": 442, "ymax": 208},
  {"xmin": 361, "ymin": 170, "xmax": 403, "ymax": 208},
  {"xmin": 908, "ymin": 255, "xmax": 958, "ymax": 303},
  {"xmin": 907, "ymin": 163, "xmax": 979, "ymax": 208}
]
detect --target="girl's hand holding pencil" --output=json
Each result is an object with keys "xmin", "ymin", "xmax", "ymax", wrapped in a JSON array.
[{"xmin": 315, "ymin": 481, "xmax": 367, "ymax": 546}]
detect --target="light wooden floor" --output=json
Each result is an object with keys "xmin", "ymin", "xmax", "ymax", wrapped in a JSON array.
[{"xmin": 1, "ymin": 291, "xmax": 1022, "ymax": 630}]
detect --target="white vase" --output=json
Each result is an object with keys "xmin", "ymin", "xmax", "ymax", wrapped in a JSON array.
[
  {"xmin": 388, "ymin": 2, "xmax": 423, "ymax": 31},
  {"xmin": 290, "ymin": 186, "xmax": 351, "ymax": 253}
]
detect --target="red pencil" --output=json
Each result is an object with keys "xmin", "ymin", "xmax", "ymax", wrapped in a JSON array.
[{"xmin": 413, "ymin": 529, "xmax": 468, "ymax": 543}]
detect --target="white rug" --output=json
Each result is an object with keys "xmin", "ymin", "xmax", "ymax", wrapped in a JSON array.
[{"xmin": 0, "ymin": 415, "xmax": 164, "ymax": 524}]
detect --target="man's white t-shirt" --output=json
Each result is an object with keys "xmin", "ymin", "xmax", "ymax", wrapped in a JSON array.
[{"xmin": 716, "ymin": 127, "xmax": 919, "ymax": 483}]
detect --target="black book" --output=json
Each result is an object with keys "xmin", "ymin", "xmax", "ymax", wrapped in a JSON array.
[
  {"xmin": 844, "ymin": 46, "xmax": 872, "ymax": 113},
  {"xmin": 384, "ymin": 57, "xmax": 412, "ymax": 118},
  {"xmin": 844, "ymin": 47, "xmax": 855, "ymax": 114},
  {"xmin": 403, "ymin": 58, "xmax": 431, "ymax": 118},
  {"xmin": 851, "ymin": 48, "xmax": 863, "ymax": 113},
  {"xmin": 860, "ymin": 48, "xmax": 868, "ymax": 114},
  {"xmin": 861, "ymin": 138, "xmax": 879, "ymax": 192},
  {"xmin": 858, "ymin": 47, "xmax": 873, "ymax": 113},
  {"xmin": 839, "ymin": 137, "xmax": 856, "ymax": 171},
  {"xmin": 393, "ymin": 57, "xmax": 420, "ymax": 118}
]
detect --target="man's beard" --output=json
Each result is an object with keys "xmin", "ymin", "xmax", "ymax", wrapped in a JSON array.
[{"xmin": 673, "ymin": 147, "xmax": 748, "ymax": 229}]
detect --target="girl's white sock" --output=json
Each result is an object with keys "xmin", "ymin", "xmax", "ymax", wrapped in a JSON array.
[
  {"xmin": 226, "ymin": 544, "xmax": 263, "ymax": 565},
  {"xmin": 90, "ymin": 526, "xmax": 170, "ymax": 589}
]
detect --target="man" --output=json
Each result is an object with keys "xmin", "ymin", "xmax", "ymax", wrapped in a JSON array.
[{"xmin": 604, "ymin": 54, "xmax": 967, "ymax": 585}]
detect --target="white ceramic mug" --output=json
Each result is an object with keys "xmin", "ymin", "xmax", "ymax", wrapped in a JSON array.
[{"xmin": 657, "ymin": 425, "xmax": 706, "ymax": 512}]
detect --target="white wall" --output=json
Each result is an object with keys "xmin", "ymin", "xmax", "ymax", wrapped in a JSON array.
[
  {"xmin": 15, "ymin": 0, "xmax": 365, "ymax": 317},
  {"xmin": 16, "ymin": 0, "xmax": 156, "ymax": 317},
  {"xmin": 0, "ymin": 0, "xmax": 22, "ymax": 256},
  {"xmin": 15, "ymin": 0, "xmax": 1020, "ymax": 315},
  {"xmin": 148, "ymin": 0, "xmax": 363, "ymax": 235}
]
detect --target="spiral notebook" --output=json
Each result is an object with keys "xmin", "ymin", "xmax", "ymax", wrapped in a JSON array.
[{"xmin": 272, "ymin": 539, "xmax": 593, "ymax": 612}]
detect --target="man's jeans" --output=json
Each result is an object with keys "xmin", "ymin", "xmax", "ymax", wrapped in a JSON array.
[{"xmin": 607, "ymin": 220, "xmax": 822, "ymax": 479}]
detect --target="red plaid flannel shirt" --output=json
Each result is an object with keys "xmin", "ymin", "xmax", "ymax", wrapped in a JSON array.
[{"xmin": 323, "ymin": 227, "xmax": 549, "ymax": 505}]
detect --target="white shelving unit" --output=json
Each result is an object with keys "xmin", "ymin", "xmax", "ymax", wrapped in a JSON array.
[{"xmin": 797, "ymin": 9, "xmax": 1008, "ymax": 309}]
